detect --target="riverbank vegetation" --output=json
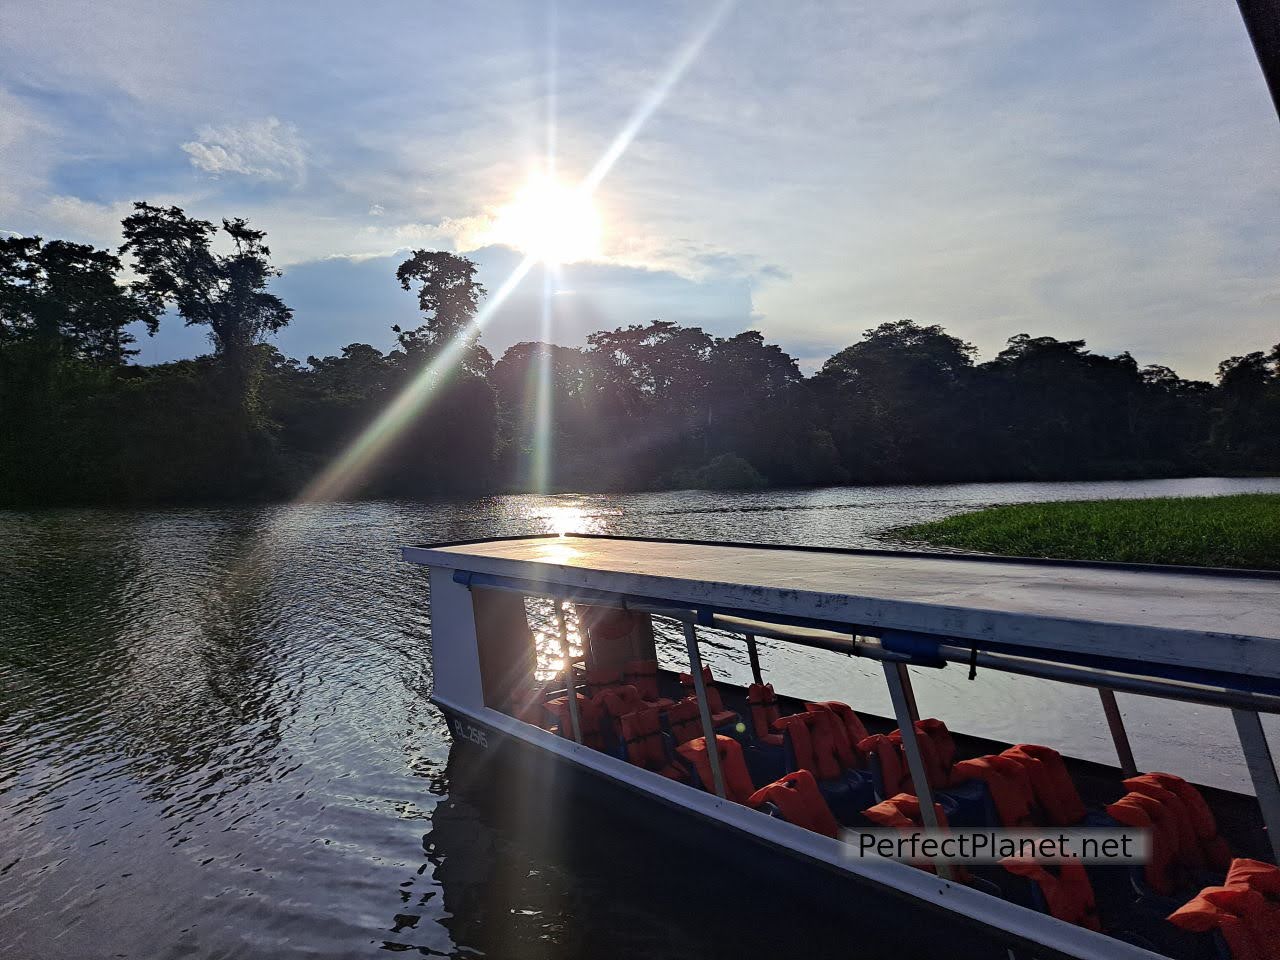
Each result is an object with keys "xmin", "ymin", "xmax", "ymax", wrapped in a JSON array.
[
  {"xmin": 894, "ymin": 494, "xmax": 1280, "ymax": 570},
  {"xmin": 2, "ymin": 204, "xmax": 1279, "ymax": 506}
]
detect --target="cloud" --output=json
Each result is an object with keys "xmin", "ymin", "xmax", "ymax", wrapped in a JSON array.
[
  {"xmin": 2, "ymin": 0, "xmax": 1277, "ymax": 381},
  {"xmin": 0, "ymin": 86, "xmax": 49, "ymax": 213},
  {"xmin": 181, "ymin": 117, "xmax": 306, "ymax": 184}
]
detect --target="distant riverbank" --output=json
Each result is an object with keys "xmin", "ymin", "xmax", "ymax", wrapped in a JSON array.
[{"xmin": 893, "ymin": 493, "xmax": 1280, "ymax": 570}]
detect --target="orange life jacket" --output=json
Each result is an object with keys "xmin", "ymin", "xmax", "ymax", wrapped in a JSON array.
[
  {"xmin": 748, "ymin": 769, "xmax": 840, "ymax": 838},
  {"xmin": 676, "ymin": 734, "xmax": 756, "ymax": 804},
  {"xmin": 620, "ymin": 706, "xmax": 686, "ymax": 781},
  {"xmin": 595, "ymin": 684, "xmax": 646, "ymax": 738},
  {"xmin": 806, "ymin": 701, "xmax": 870, "ymax": 753},
  {"xmin": 666, "ymin": 699, "xmax": 704, "ymax": 745},
  {"xmin": 915, "ymin": 717, "xmax": 957, "ymax": 772},
  {"xmin": 1106, "ymin": 792, "xmax": 1181, "ymax": 896},
  {"xmin": 578, "ymin": 605, "xmax": 641, "ymax": 642},
  {"xmin": 1124, "ymin": 775, "xmax": 1203, "ymax": 869},
  {"xmin": 1227, "ymin": 858, "xmax": 1280, "ymax": 898},
  {"xmin": 1001, "ymin": 858, "xmax": 1101, "ymax": 931},
  {"xmin": 622, "ymin": 658, "xmax": 662, "ymax": 701},
  {"xmin": 776, "ymin": 710, "xmax": 854, "ymax": 781},
  {"xmin": 1169, "ymin": 883, "xmax": 1280, "ymax": 960},
  {"xmin": 951, "ymin": 754, "xmax": 1035, "ymax": 827},
  {"xmin": 678, "ymin": 667, "xmax": 732, "ymax": 720},
  {"xmin": 863, "ymin": 792, "xmax": 951, "ymax": 829},
  {"xmin": 858, "ymin": 733, "xmax": 909, "ymax": 796},
  {"xmin": 584, "ymin": 667, "xmax": 624, "ymax": 699},
  {"xmin": 862, "ymin": 793, "xmax": 963, "ymax": 878},
  {"xmin": 889, "ymin": 724, "xmax": 950, "ymax": 791},
  {"xmin": 749, "ymin": 683, "xmax": 784, "ymax": 745},
  {"xmin": 1143, "ymin": 771, "xmax": 1232, "ymax": 870},
  {"xmin": 1001, "ymin": 744, "xmax": 1087, "ymax": 827},
  {"xmin": 546, "ymin": 693, "xmax": 605, "ymax": 749}
]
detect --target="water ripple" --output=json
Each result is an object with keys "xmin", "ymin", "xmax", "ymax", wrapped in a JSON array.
[{"xmin": 3, "ymin": 477, "xmax": 1279, "ymax": 957}]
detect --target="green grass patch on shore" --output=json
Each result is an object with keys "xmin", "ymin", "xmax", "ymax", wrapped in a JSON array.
[{"xmin": 893, "ymin": 494, "xmax": 1280, "ymax": 570}]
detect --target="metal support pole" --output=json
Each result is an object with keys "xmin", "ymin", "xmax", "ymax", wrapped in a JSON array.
[
  {"xmin": 554, "ymin": 602, "xmax": 582, "ymax": 744},
  {"xmin": 1098, "ymin": 688, "xmax": 1138, "ymax": 777},
  {"xmin": 684, "ymin": 619, "xmax": 727, "ymax": 799},
  {"xmin": 895, "ymin": 662, "xmax": 921, "ymax": 724},
  {"xmin": 746, "ymin": 633, "xmax": 763, "ymax": 685},
  {"xmin": 1233, "ymin": 708, "xmax": 1280, "ymax": 861},
  {"xmin": 883, "ymin": 661, "xmax": 953, "ymax": 880}
]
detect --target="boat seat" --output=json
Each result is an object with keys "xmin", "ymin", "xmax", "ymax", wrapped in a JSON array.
[
  {"xmin": 1166, "ymin": 859, "xmax": 1280, "ymax": 960},
  {"xmin": 747, "ymin": 769, "xmax": 840, "ymax": 838},
  {"xmin": 775, "ymin": 708, "xmax": 875, "ymax": 825},
  {"xmin": 665, "ymin": 698, "xmax": 704, "ymax": 746},
  {"xmin": 748, "ymin": 683, "xmax": 784, "ymax": 744},
  {"xmin": 1001, "ymin": 744, "xmax": 1087, "ymax": 827},
  {"xmin": 622, "ymin": 658, "xmax": 674, "ymax": 707},
  {"xmin": 584, "ymin": 667, "xmax": 625, "ymax": 699},
  {"xmin": 677, "ymin": 734, "xmax": 756, "ymax": 804},
  {"xmin": 620, "ymin": 706, "xmax": 688, "ymax": 782},
  {"xmin": 741, "ymin": 682, "xmax": 787, "ymax": 783},
  {"xmin": 860, "ymin": 721, "xmax": 997, "ymax": 828},
  {"xmin": 595, "ymin": 684, "xmax": 649, "ymax": 758},
  {"xmin": 678, "ymin": 667, "xmax": 743, "ymax": 731},
  {"xmin": 999, "ymin": 857, "xmax": 1102, "ymax": 931},
  {"xmin": 545, "ymin": 692, "xmax": 606, "ymax": 750},
  {"xmin": 1107, "ymin": 789, "xmax": 1230, "ymax": 904},
  {"xmin": 862, "ymin": 793, "xmax": 969, "ymax": 880},
  {"xmin": 1126, "ymin": 773, "xmax": 1233, "ymax": 871},
  {"xmin": 950, "ymin": 754, "xmax": 1035, "ymax": 827}
]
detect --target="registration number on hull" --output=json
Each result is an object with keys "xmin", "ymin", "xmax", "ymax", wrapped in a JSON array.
[{"xmin": 450, "ymin": 716, "xmax": 489, "ymax": 748}]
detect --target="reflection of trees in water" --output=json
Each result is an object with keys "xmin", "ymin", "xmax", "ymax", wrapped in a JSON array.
[
  {"xmin": 0, "ymin": 511, "xmax": 143, "ymax": 798},
  {"xmin": 0, "ymin": 508, "xmax": 298, "ymax": 816}
]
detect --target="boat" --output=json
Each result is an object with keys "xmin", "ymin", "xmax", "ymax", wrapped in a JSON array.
[{"xmin": 402, "ymin": 533, "xmax": 1280, "ymax": 959}]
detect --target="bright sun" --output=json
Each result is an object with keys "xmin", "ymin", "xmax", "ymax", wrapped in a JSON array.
[{"xmin": 491, "ymin": 173, "xmax": 602, "ymax": 265}]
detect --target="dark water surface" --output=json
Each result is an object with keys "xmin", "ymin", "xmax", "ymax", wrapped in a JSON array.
[{"xmin": 4, "ymin": 477, "xmax": 1279, "ymax": 959}]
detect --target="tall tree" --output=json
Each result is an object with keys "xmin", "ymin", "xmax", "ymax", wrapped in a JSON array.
[
  {"xmin": 120, "ymin": 203, "xmax": 292, "ymax": 417},
  {"xmin": 706, "ymin": 331, "xmax": 839, "ymax": 484},
  {"xmin": 393, "ymin": 250, "xmax": 491, "ymax": 376},
  {"xmin": 813, "ymin": 320, "xmax": 977, "ymax": 480},
  {"xmin": 0, "ymin": 235, "xmax": 154, "ymax": 364},
  {"xmin": 585, "ymin": 320, "xmax": 715, "ymax": 476},
  {"xmin": 1212, "ymin": 346, "xmax": 1280, "ymax": 466},
  {"xmin": 0, "ymin": 236, "xmax": 159, "ymax": 504},
  {"xmin": 384, "ymin": 250, "xmax": 498, "ymax": 493}
]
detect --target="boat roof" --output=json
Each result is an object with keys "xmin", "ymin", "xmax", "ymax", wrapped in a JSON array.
[{"xmin": 402, "ymin": 534, "xmax": 1280, "ymax": 693}]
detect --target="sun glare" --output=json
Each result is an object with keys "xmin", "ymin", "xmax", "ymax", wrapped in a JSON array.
[{"xmin": 492, "ymin": 173, "xmax": 602, "ymax": 264}]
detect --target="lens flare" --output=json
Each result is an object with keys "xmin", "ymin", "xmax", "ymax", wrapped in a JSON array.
[
  {"xmin": 299, "ymin": 254, "xmax": 537, "ymax": 502},
  {"xmin": 300, "ymin": 0, "xmax": 736, "ymax": 502}
]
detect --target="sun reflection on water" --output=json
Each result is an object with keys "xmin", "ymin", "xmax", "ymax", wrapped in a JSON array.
[{"xmin": 531, "ymin": 599, "xmax": 584, "ymax": 682}]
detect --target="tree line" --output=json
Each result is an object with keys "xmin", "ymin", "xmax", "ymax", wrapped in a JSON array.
[{"xmin": 1, "ymin": 204, "xmax": 1277, "ymax": 506}]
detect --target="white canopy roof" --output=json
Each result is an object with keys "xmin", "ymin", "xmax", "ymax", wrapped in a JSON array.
[{"xmin": 402, "ymin": 534, "xmax": 1280, "ymax": 686}]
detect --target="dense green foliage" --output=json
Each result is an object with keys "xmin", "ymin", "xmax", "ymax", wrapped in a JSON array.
[
  {"xmin": 2, "ymin": 203, "xmax": 1278, "ymax": 505},
  {"xmin": 893, "ymin": 494, "xmax": 1280, "ymax": 570}
]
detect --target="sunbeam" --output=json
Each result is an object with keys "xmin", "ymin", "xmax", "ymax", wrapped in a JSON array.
[
  {"xmin": 299, "ymin": 253, "xmax": 538, "ymax": 501},
  {"xmin": 529, "ymin": 266, "xmax": 556, "ymax": 493},
  {"xmin": 300, "ymin": 0, "xmax": 736, "ymax": 502},
  {"xmin": 581, "ymin": 0, "xmax": 736, "ymax": 194}
]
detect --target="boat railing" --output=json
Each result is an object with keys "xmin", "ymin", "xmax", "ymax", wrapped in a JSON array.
[{"xmin": 456, "ymin": 569, "xmax": 1280, "ymax": 863}]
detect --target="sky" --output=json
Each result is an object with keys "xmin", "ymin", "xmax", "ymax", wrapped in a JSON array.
[{"xmin": 1, "ymin": 0, "xmax": 1276, "ymax": 379}]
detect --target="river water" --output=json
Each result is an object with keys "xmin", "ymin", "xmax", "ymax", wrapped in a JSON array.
[{"xmin": 3, "ymin": 476, "xmax": 1278, "ymax": 959}]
